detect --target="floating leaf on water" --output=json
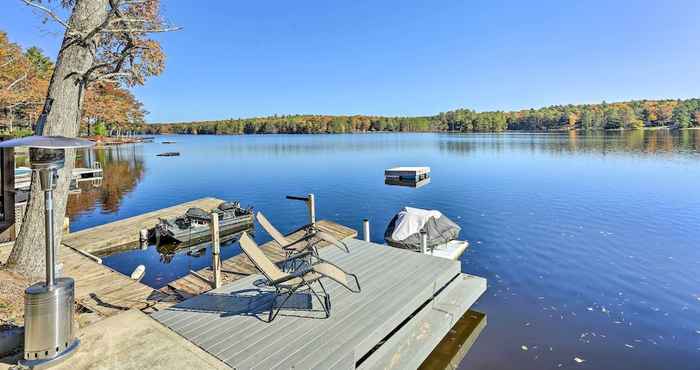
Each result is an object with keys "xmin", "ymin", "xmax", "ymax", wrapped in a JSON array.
[
  {"xmin": 574, "ymin": 357, "xmax": 585, "ymax": 363},
  {"xmin": 521, "ymin": 345, "xmax": 528, "ymax": 351}
]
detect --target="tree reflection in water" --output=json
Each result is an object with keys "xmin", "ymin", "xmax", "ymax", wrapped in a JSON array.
[
  {"xmin": 438, "ymin": 129, "xmax": 700, "ymax": 157},
  {"xmin": 66, "ymin": 144, "xmax": 145, "ymax": 218}
]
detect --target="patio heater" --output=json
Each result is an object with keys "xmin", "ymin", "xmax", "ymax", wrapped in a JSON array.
[{"xmin": 0, "ymin": 136, "xmax": 94, "ymax": 368}]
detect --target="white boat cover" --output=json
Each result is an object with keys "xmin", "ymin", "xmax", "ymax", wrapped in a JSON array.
[
  {"xmin": 384, "ymin": 207, "xmax": 461, "ymax": 251},
  {"xmin": 391, "ymin": 207, "xmax": 443, "ymax": 241}
]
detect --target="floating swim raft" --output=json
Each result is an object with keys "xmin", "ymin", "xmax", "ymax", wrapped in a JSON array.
[{"xmin": 384, "ymin": 166, "xmax": 430, "ymax": 180}]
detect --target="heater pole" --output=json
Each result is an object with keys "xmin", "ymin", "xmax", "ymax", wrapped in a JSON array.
[
  {"xmin": 44, "ymin": 187, "xmax": 55, "ymax": 288},
  {"xmin": 0, "ymin": 136, "xmax": 94, "ymax": 368}
]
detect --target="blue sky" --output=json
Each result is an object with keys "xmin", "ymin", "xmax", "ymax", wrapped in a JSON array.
[{"xmin": 4, "ymin": 0, "xmax": 700, "ymax": 122}]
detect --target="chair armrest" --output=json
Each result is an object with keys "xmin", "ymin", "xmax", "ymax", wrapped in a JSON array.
[
  {"xmin": 270, "ymin": 266, "xmax": 313, "ymax": 285},
  {"xmin": 315, "ymin": 231, "xmax": 350, "ymax": 253},
  {"xmin": 275, "ymin": 250, "xmax": 313, "ymax": 267},
  {"xmin": 282, "ymin": 234, "xmax": 316, "ymax": 251}
]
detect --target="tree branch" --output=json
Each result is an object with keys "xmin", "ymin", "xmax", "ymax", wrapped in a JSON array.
[
  {"xmin": 5, "ymin": 73, "xmax": 28, "ymax": 91},
  {"xmin": 20, "ymin": 0, "xmax": 71, "ymax": 29},
  {"xmin": 0, "ymin": 56, "xmax": 15, "ymax": 68},
  {"xmin": 95, "ymin": 71, "xmax": 132, "ymax": 81},
  {"xmin": 100, "ymin": 26, "xmax": 182, "ymax": 33}
]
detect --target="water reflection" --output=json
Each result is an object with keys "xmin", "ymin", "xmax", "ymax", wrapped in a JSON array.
[
  {"xmin": 67, "ymin": 145, "xmax": 145, "ymax": 218},
  {"xmin": 438, "ymin": 129, "xmax": 700, "ymax": 157},
  {"xmin": 156, "ymin": 227, "xmax": 251, "ymax": 264},
  {"xmin": 65, "ymin": 131, "xmax": 700, "ymax": 370},
  {"xmin": 420, "ymin": 310, "xmax": 487, "ymax": 370},
  {"xmin": 385, "ymin": 177, "xmax": 431, "ymax": 188}
]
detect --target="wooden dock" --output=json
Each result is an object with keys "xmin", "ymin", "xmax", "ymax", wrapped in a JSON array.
[
  {"xmin": 71, "ymin": 166, "xmax": 103, "ymax": 183},
  {"xmin": 0, "ymin": 244, "xmax": 172, "ymax": 318},
  {"xmin": 152, "ymin": 239, "xmax": 487, "ymax": 369},
  {"xmin": 3, "ymin": 198, "xmax": 359, "ymax": 320},
  {"xmin": 62, "ymin": 197, "xmax": 224, "ymax": 255},
  {"xmin": 15, "ymin": 167, "xmax": 104, "ymax": 190},
  {"xmin": 164, "ymin": 220, "xmax": 357, "ymax": 299},
  {"xmin": 1, "ymin": 195, "xmax": 488, "ymax": 368}
]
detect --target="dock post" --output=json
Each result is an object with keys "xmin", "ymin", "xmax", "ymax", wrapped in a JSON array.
[
  {"xmin": 210, "ymin": 211, "xmax": 222, "ymax": 289},
  {"xmin": 139, "ymin": 228, "xmax": 148, "ymax": 249},
  {"xmin": 362, "ymin": 219, "xmax": 370, "ymax": 242},
  {"xmin": 420, "ymin": 229, "xmax": 428, "ymax": 254},
  {"xmin": 308, "ymin": 193, "xmax": 316, "ymax": 226}
]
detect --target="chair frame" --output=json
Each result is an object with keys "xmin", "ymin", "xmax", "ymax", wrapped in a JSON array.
[
  {"xmin": 256, "ymin": 212, "xmax": 350, "ymax": 272},
  {"xmin": 239, "ymin": 233, "xmax": 360, "ymax": 322}
]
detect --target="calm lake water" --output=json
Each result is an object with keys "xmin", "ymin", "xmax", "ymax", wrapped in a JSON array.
[{"xmin": 67, "ymin": 131, "xmax": 700, "ymax": 370}]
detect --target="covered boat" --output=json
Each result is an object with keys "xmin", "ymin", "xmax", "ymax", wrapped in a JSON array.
[
  {"xmin": 155, "ymin": 201, "xmax": 253, "ymax": 244},
  {"xmin": 384, "ymin": 207, "xmax": 468, "ymax": 260}
]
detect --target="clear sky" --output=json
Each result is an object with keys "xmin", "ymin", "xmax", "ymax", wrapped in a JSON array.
[{"xmin": 4, "ymin": 0, "xmax": 700, "ymax": 122}]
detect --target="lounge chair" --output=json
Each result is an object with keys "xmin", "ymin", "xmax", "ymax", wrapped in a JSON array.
[
  {"xmin": 256, "ymin": 211, "xmax": 349, "ymax": 270},
  {"xmin": 239, "ymin": 232, "xmax": 360, "ymax": 322}
]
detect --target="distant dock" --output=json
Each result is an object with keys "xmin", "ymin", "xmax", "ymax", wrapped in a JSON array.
[{"xmin": 15, "ymin": 165, "xmax": 104, "ymax": 191}]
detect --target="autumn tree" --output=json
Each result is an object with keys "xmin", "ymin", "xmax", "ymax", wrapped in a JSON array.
[
  {"xmin": 5, "ymin": 0, "xmax": 177, "ymax": 278},
  {"xmin": 82, "ymin": 81, "xmax": 145, "ymax": 135},
  {"xmin": 0, "ymin": 32, "xmax": 50, "ymax": 133}
]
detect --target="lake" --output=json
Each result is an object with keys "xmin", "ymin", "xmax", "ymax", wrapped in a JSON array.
[{"xmin": 67, "ymin": 131, "xmax": 700, "ymax": 370}]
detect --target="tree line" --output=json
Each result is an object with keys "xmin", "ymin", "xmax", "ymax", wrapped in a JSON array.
[
  {"xmin": 0, "ymin": 30, "xmax": 145, "ymax": 137},
  {"xmin": 5, "ymin": 28, "xmax": 700, "ymax": 138},
  {"xmin": 146, "ymin": 99, "xmax": 700, "ymax": 135}
]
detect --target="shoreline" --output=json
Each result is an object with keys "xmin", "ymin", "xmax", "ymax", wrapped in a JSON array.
[{"xmin": 109, "ymin": 126, "xmax": 698, "ymax": 138}]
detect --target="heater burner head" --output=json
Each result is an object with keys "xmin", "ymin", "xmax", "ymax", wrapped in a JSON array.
[
  {"xmin": 30, "ymin": 148, "xmax": 65, "ymax": 170},
  {"xmin": 0, "ymin": 135, "xmax": 94, "ymax": 149}
]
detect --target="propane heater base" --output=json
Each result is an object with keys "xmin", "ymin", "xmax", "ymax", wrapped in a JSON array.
[
  {"xmin": 18, "ymin": 340, "xmax": 79, "ymax": 370},
  {"xmin": 19, "ymin": 278, "xmax": 79, "ymax": 369}
]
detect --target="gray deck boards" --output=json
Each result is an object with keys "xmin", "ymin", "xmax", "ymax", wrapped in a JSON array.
[{"xmin": 152, "ymin": 238, "xmax": 486, "ymax": 369}]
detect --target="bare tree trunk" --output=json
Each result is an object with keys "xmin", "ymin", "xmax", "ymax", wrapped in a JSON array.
[{"xmin": 5, "ymin": 0, "xmax": 109, "ymax": 278}]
